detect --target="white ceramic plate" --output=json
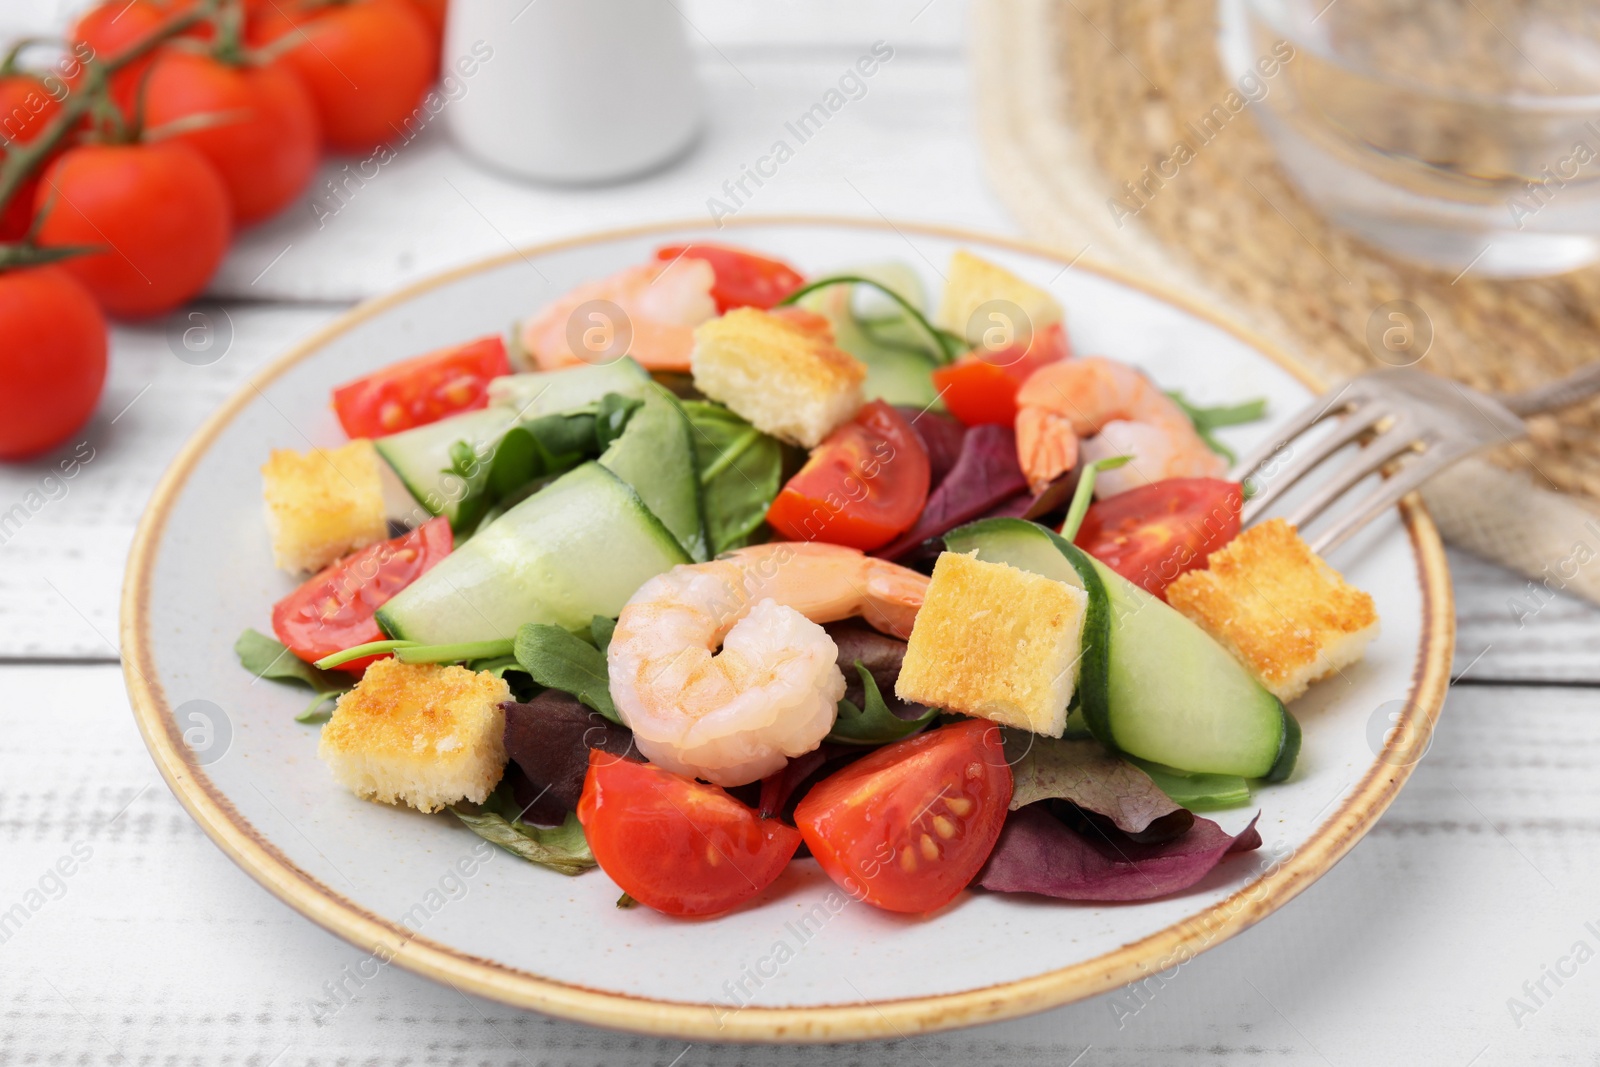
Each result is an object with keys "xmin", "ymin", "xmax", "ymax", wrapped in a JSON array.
[{"xmin": 122, "ymin": 219, "xmax": 1452, "ymax": 1042}]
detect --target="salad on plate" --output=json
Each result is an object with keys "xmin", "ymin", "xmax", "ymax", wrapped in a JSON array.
[{"xmin": 236, "ymin": 244, "xmax": 1381, "ymax": 918}]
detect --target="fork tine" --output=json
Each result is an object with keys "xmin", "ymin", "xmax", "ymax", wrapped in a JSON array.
[
  {"xmin": 1308, "ymin": 446, "xmax": 1463, "ymax": 555},
  {"xmin": 1283, "ymin": 426, "xmax": 1423, "ymax": 531},
  {"xmin": 1230, "ymin": 380, "xmax": 1365, "ymax": 483},
  {"xmin": 1238, "ymin": 402, "xmax": 1389, "ymax": 525}
]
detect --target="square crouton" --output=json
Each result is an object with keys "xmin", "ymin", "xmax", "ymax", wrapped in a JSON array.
[
  {"xmin": 318, "ymin": 659, "xmax": 510, "ymax": 813},
  {"xmin": 896, "ymin": 551, "xmax": 1089, "ymax": 736},
  {"xmin": 1166, "ymin": 518, "xmax": 1380, "ymax": 702},
  {"xmin": 261, "ymin": 439, "xmax": 387, "ymax": 573},
  {"xmin": 690, "ymin": 307, "xmax": 866, "ymax": 448},
  {"xmin": 935, "ymin": 249, "xmax": 1063, "ymax": 346}
]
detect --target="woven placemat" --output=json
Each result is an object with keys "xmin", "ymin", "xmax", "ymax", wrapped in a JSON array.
[{"xmin": 971, "ymin": 0, "xmax": 1600, "ymax": 604}]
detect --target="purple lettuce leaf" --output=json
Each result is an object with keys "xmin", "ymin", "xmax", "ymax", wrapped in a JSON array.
[
  {"xmin": 898, "ymin": 407, "xmax": 967, "ymax": 491},
  {"xmin": 1005, "ymin": 735, "xmax": 1192, "ymax": 842},
  {"xmin": 874, "ymin": 424, "xmax": 1029, "ymax": 561},
  {"xmin": 978, "ymin": 803, "xmax": 1262, "ymax": 901},
  {"xmin": 502, "ymin": 692, "xmax": 636, "ymax": 821}
]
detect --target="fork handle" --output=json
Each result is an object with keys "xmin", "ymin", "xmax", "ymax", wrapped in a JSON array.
[{"xmin": 1497, "ymin": 361, "xmax": 1600, "ymax": 417}]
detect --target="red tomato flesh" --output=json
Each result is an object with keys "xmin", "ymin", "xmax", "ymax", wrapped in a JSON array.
[
  {"xmin": 1073, "ymin": 477, "xmax": 1243, "ymax": 599},
  {"xmin": 332, "ymin": 336, "xmax": 510, "ymax": 438},
  {"xmin": 932, "ymin": 322, "xmax": 1069, "ymax": 427},
  {"xmin": 0, "ymin": 266, "xmax": 108, "ymax": 460},
  {"xmin": 655, "ymin": 243, "xmax": 804, "ymax": 312},
  {"xmin": 765, "ymin": 400, "xmax": 930, "ymax": 551},
  {"xmin": 272, "ymin": 516, "xmax": 453, "ymax": 671},
  {"xmin": 795, "ymin": 719, "xmax": 1011, "ymax": 914},
  {"xmin": 578, "ymin": 752, "xmax": 802, "ymax": 917},
  {"xmin": 0, "ymin": 73, "xmax": 60, "ymax": 240}
]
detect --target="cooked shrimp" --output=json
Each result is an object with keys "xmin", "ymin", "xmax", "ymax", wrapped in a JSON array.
[
  {"xmin": 607, "ymin": 542, "xmax": 929, "ymax": 786},
  {"xmin": 1014, "ymin": 356, "xmax": 1224, "ymax": 495},
  {"xmin": 520, "ymin": 257, "xmax": 717, "ymax": 372}
]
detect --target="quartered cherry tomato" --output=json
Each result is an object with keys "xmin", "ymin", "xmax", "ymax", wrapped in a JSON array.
[
  {"xmin": 931, "ymin": 322, "xmax": 1069, "ymax": 426},
  {"xmin": 654, "ymin": 244, "xmax": 804, "ymax": 312},
  {"xmin": 331, "ymin": 336, "xmax": 510, "ymax": 438},
  {"xmin": 272, "ymin": 516, "xmax": 453, "ymax": 671},
  {"xmin": 795, "ymin": 719, "xmax": 1011, "ymax": 914},
  {"xmin": 1074, "ymin": 477, "xmax": 1243, "ymax": 599},
  {"xmin": 765, "ymin": 399, "xmax": 930, "ymax": 551},
  {"xmin": 578, "ymin": 752, "xmax": 802, "ymax": 917}
]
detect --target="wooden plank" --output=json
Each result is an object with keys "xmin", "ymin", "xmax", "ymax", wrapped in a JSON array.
[{"xmin": 2, "ymin": 665, "xmax": 1594, "ymax": 1062}]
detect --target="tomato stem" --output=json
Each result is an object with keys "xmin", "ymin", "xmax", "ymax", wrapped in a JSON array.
[{"xmin": 0, "ymin": 1, "xmax": 215, "ymax": 222}]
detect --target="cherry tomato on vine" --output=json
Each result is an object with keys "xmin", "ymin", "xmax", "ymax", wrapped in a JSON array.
[
  {"xmin": 0, "ymin": 266, "xmax": 108, "ymax": 460},
  {"xmin": 578, "ymin": 752, "xmax": 802, "ymax": 917},
  {"xmin": 142, "ymin": 49, "xmax": 320, "ymax": 226},
  {"xmin": 272, "ymin": 516, "xmax": 453, "ymax": 671},
  {"xmin": 332, "ymin": 336, "xmax": 510, "ymax": 438},
  {"xmin": 931, "ymin": 322, "xmax": 1069, "ymax": 427},
  {"xmin": 70, "ymin": 0, "xmax": 208, "ymax": 113},
  {"xmin": 765, "ymin": 400, "xmax": 930, "ymax": 550},
  {"xmin": 795, "ymin": 719, "xmax": 1011, "ymax": 914},
  {"xmin": 1074, "ymin": 477, "xmax": 1243, "ymax": 599},
  {"xmin": 654, "ymin": 244, "xmax": 805, "ymax": 312},
  {"xmin": 0, "ymin": 72, "xmax": 60, "ymax": 240},
  {"xmin": 34, "ymin": 140, "xmax": 232, "ymax": 319},
  {"xmin": 250, "ymin": 0, "xmax": 434, "ymax": 153}
]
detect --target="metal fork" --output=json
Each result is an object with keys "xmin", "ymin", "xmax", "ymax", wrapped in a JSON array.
[{"xmin": 1230, "ymin": 362, "xmax": 1600, "ymax": 555}]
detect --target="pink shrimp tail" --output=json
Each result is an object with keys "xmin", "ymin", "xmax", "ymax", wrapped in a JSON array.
[{"xmin": 1014, "ymin": 405, "xmax": 1080, "ymax": 495}]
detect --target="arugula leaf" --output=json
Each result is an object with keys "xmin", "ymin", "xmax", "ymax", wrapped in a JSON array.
[
  {"xmin": 451, "ymin": 790, "xmax": 595, "ymax": 875},
  {"xmin": 1058, "ymin": 455, "xmax": 1133, "ymax": 542},
  {"xmin": 682, "ymin": 400, "xmax": 783, "ymax": 554},
  {"xmin": 235, "ymin": 629, "xmax": 353, "ymax": 724},
  {"xmin": 513, "ymin": 623, "xmax": 620, "ymax": 723},
  {"xmin": 589, "ymin": 615, "xmax": 616, "ymax": 656},
  {"xmin": 827, "ymin": 661, "xmax": 937, "ymax": 745},
  {"xmin": 779, "ymin": 274, "xmax": 966, "ymax": 364},
  {"xmin": 1166, "ymin": 391, "xmax": 1268, "ymax": 465}
]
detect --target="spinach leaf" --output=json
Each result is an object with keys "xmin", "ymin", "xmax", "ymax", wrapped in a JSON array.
[
  {"xmin": 595, "ymin": 392, "xmax": 644, "ymax": 450},
  {"xmin": 682, "ymin": 400, "xmax": 782, "ymax": 554},
  {"xmin": 451, "ymin": 785, "xmax": 595, "ymax": 875},
  {"xmin": 235, "ymin": 629, "xmax": 353, "ymax": 724},
  {"xmin": 446, "ymin": 438, "xmax": 496, "ymax": 534},
  {"xmin": 513, "ymin": 622, "xmax": 619, "ymax": 723},
  {"xmin": 827, "ymin": 661, "xmax": 937, "ymax": 745},
  {"xmin": 1166, "ymin": 391, "xmax": 1268, "ymax": 465},
  {"xmin": 589, "ymin": 615, "xmax": 616, "ymax": 656}
]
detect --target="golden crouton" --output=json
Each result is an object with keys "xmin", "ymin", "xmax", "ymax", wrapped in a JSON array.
[
  {"xmin": 1166, "ymin": 518, "xmax": 1379, "ymax": 702},
  {"xmin": 690, "ymin": 307, "xmax": 866, "ymax": 448},
  {"xmin": 318, "ymin": 659, "xmax": 509, "ymax": 813},
  {"xmin": 896, "ymin": 552, "xmax": 1088, "ymax": 736},
  {"xmin": 936, "ymin": 249, "xmax": 1063, "ymax": 346},
  {"xmin": 261, "ymin": 439, "xmax": 386, "ymax": 573}
]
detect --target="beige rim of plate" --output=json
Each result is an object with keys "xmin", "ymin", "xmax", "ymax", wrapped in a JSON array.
[{"xmin": 121, "ymin": 216, "xmax": 1454, "ymax": 1043}]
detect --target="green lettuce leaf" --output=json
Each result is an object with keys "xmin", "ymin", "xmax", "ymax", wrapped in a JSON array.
[
  {"xmin": 451, "ymin": 787, "xmax": 595, "ymax": 875},
  {"xmin": 234, "ymin": 628, "xmax": 353, "ymax": 723},
  {"xmin": 681, "ymin": 400, "xmax": 782, "ymax": 554}
]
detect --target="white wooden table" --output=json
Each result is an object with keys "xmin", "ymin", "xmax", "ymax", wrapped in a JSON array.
[{"xmin": 4, "ymin": 3, "xmax": 1599, "ymax": 1063}]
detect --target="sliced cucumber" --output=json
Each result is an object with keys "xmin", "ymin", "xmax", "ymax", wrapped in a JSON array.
[
  {"xmin": 487, "ymin": 360, "xmax": 650, "ymax": 417},
  {"xmin": 943, "ymin": 517, "xmax": 1298, "ymax": 781},
  {"xmin": 798, "ymin": 263, "xmax": 942, "ymax": 407},
  {"xmin": 376, "ymin": 462, "xmax": 689, "ymax": 645},
  {"xmin": 599, "ymin": 381, "xmax": 707, "ymax": 562},
  {"xmin": 373, "ymin": 408, "xmax": 517, "ymax": 529}
]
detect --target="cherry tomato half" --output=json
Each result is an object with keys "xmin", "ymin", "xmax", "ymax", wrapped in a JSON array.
[
  {"xmin": 251, "ymin": 0, "xmax": 434, "ymax": 153},
  {"xmin": 0, "ymin": 266, "xmax": 108, "ymax": 460},
  {"xmin": 331, "ymin": 336, "xmax": 510, "ymax": 439},
  {"xmin": 142, "ymin": 50, "xmax": 320, "ymax": 226},
  {"xmin": 655, "ymin": 244, "xmax": 804, "ymax": 312},
  {"xmin": 272, "ymin": 516, "xmax": 453, "ymax": 671},
  {"xmin": 765, "ymin": 400, "xmax": 930, "ymax": 551},
  {"xmin": 931, "ymin": 322, "xmax": 1069, "ymax": 427},
  {"xmin": 34, "ymin": 140, "xmax": 232, "ymax": 320},
  {"xmin": 578, "ymin": 752, "xmax": 802, "ymax": 917},
  {"xmin": 1073, "ymin": 477, "xmax": 1243, "ymax": 599},
  {"xmin": 795, "ymin": 719, "xmax": 1011, "ymax": 914}
]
